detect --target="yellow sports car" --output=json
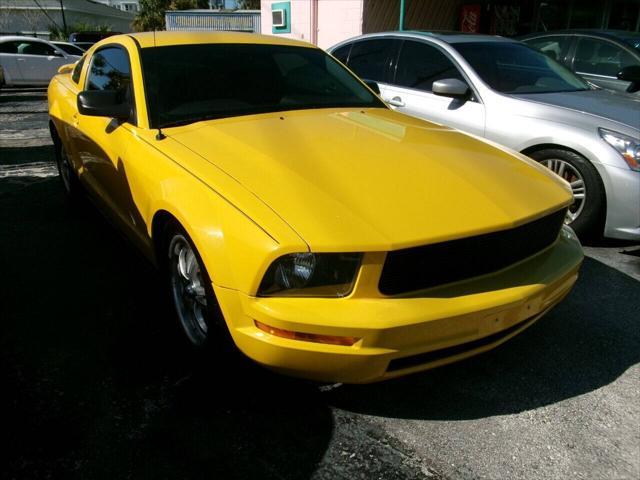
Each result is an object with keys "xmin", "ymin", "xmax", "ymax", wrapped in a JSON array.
[{"xmin": 48, "ymin": 32, "xmax": 583, "ymax": 383}]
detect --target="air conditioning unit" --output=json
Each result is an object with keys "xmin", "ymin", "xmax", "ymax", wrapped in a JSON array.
[{"xmin": 272, "ymin": 9, "xmax": 286, "ymax": 28}]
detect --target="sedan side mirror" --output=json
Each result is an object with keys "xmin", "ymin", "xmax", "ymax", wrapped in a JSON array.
[
  {"xmin": 78, "ymin": 90, "xmax": 131, "ymax": 120},
  {"xmin": 617, "ymin": 65, "xmax": 640, "ymax": 93},
  {"xmin": 363, "ymin": 79, "xmax": 380, "ymax": 95},
  {"xmin": 432, "ymin": 78, "xmax": 470, "ymax": 99}
]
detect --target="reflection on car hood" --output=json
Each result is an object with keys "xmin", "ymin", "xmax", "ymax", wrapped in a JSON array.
[
  {"xmin": 169, "ymin": 108, "xmax": 572, "ymax": 251},
  {"xmin": 514, "ymin": 90, "xmax": 640, "ymax": 133}
]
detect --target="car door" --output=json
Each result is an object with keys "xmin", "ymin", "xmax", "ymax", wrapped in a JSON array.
[
  {"xmin": 571, "ymin": 36, "xmax": 639, "ymax": 93},
  {"xmin": 381, "ymin": 39, "xmax": 486, "ymax": 137},
  {"xmin": 14, "ymin": 40, "xmax": 69, "ymax": 84},
  {"xmin": 342, "ymin": 38, "xmax": 402, "ymax": 101},
  {"xmin": 0, "ymin": 41, "xmax": 24, "ymax": 85},
  {"xmin": 74, "ymin": 45, "xmax": 143, "ymax": 240}
]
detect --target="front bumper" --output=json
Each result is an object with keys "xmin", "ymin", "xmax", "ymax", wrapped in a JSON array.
[
  {"xmin": 596, "ymin": 163, "xmax": 640, "ymax": 241},
  {"xmin": 215, "ymin": 230, "xmax": 583, "ymax": 383}
]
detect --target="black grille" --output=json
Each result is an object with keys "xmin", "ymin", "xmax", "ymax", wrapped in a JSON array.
[{"xmin": 379, "ymin": 209, "xmax": 566, "ymax": 295}]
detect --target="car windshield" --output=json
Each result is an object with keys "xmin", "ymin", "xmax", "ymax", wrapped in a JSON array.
[
  {"xmin": 452, "ymin": 41, "xmax": 590, "ymax": 94},
  {"xmin": 140, "ymin": 43, "xmax": 385, "ymax": 128}
]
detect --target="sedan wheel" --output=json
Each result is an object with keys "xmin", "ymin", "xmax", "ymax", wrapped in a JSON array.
[
  {"xmin": 529, "ymin": 148, "xmax": 605, "ymax": 239},
  {"xmin": 540, "ymin": 158, "xmax": 586, "ymax": 223}
]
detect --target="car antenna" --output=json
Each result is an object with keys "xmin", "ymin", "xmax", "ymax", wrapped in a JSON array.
[{"xmin": 153, "ymin": 29, "xmax": 166, "ymax": 141}]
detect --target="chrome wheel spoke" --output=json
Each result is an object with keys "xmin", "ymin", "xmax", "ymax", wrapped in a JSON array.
[{"xmin": 541, "ymin": 158, "xmax": 586, "ymax": 224}]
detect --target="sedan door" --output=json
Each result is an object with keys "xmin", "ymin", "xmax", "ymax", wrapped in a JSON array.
[
  {"xmin": 381, "ymin": 40, "xmax": 485, "ymax": 137},
  {"xmin": 14, "ymin": 40, "xmax": 70, "ymax": 84},
  {"xmin": 0, "ymin": 41, "xmax": 24, "ymax": 85}
]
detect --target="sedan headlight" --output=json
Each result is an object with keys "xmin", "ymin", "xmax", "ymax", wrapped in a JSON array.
[
  {"xmin": 258, "ymin": 253, "xmax": 362, "ymax": 297},
  {"xmin": 599, "ymin": 128, "xmax": 640, "ymax": 171}
]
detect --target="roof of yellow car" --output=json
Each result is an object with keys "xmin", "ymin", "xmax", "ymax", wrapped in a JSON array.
[{"xmin": 123, "ymin": 31, "xmax": 316, "ymax": 49}]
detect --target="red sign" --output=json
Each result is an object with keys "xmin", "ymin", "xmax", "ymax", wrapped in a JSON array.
[{"xmin": 460, "ymin": 4, "xmax": 481, "ymax": 33}]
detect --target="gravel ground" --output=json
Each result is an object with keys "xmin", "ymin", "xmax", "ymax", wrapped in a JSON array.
[{"xmin": 1, "ymin": 88, "xmax": 638, "ymax": 480}]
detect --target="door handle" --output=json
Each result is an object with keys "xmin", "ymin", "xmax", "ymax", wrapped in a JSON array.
[
  {"xmin": 17, "ymin": 58, "xmax": 25, "ymax": 62},
  {"xmin": 386, "ymin": 96, "xmax": 405, "ymax": 107}
]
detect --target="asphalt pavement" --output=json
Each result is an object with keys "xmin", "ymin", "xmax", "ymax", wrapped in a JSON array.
[{"xmin": 1, "ymin": 88, "xmax": 638, "ymax": 480}]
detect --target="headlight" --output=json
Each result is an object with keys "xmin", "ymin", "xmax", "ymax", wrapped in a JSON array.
[
  {"xmin": 599, "ymin": 128, "xmax": 640, "ymax": 171},
  {"xmin": 258, "ymin": 253, "xmax": 362, "ymax": 297}
]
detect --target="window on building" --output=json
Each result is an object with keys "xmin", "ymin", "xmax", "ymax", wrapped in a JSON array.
[
  {"xmin": 346, "ymin": 39, "xmax": 401, "ymax": 83},
  {"xmin": 394, "ymin": 41, "xmax": 464, "ymax": 92},
  {"xmin": 573, "ymin": 37, "xmax": 636, "ymax": 77}
]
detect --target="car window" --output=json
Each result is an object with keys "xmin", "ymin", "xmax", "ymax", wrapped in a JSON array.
[
  {"xmin": 140, "ymin": 43, "xmax": 385, "ymax": 129},
  {"xmin": 72, "ymin": 55, "xmax": 86, "ymax": 84},
  {"xmin": 395, "ymin": 40, "xmax": 465, "ymax": 92},
  {"xmin": 87, "ymin": 46, "xmax": 132, "ymax": 97},
  {"xmin": 453, "ymin": 41, "xmax": 589, "ymax": 94},
  {"xmin": 573, "ymin": 37, "xmax": 637, "ymax": 77},
  {"xmin": 332, "ymin": 44, "xmax": 351, "ymax": 64},
  {"xmin": 55, "ymin": 43, "xmax": 84, "ymax": 56},
  {"xmin": 523, "ymin": 36, "xmax": 572, "ymax": 62},
  {"xmin": 346, "ymin": 39, "xmax": 400, "ymax": 83},
  {"xmin": 16, "ymin": 41, "xmax": 57, "ymax": 56},
  {"xmin": 0, "ymin": 41, "xmax": 19, "ymax": 54}
]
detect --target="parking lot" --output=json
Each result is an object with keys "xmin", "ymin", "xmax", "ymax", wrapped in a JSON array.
[{"xmin": 1, "ymin": 88, "xmax": 638, "ymax": 479}]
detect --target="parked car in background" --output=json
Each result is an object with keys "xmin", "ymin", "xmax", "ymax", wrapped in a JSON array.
[
  {"xmin": 48, "ymin": 32, "xmax": 582, "ymax": 383},
  {"xmin": 330, "ymin": 32, "xmax": 640, "ymax": 241},
  {"xmin": 52, "ymin": 41, "xmax": 86, "ymax": 56},
  {"xmin": 0, "ymin": 36, "xmax": 81, "ymax": 87},
  {"xmin": 68, "ymin": 31, "xmax": 119, "ymax": 50},
  {"xmin": 520, "ymin": 30, "xmax": 640, "ymax": 95}
]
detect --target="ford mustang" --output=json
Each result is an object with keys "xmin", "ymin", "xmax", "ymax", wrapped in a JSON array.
[{"xmin": 47, "ymin": 32, "xmax": 583, "ymax": 383}]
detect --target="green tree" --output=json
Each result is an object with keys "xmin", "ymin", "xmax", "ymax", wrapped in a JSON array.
[
  {"xmin": 236, "ymin": 0, "xmax": 260, "ymax": 9},
  {"xmin": 132, "ymin": 0, "xmax": 171, "ymax": 32}
]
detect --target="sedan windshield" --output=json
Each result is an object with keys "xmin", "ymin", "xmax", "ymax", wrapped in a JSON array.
[
  {"xmin": 140, "ymin": 43, "xmax": 385, "ymax": 128},
  {"xmin": 452, "ymin": 42, "xmax": 590, "ymax": 94}
]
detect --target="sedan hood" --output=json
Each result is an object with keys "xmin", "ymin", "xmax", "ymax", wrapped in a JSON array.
[
  {"xmin": 170, "ymin": 108, "xmax": 571, "ymax": 251},
  {"xmin": 514, "ymin": 89, "xmax": 640, "ymax": 133}
]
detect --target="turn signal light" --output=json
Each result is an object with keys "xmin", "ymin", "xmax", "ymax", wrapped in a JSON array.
[{"xmin": 254, "ymin": 320, "xmax": 359, "ymax": 346}]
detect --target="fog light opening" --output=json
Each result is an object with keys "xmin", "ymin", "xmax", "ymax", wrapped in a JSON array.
[{"xmin": 254, "ymin": 320, "xmax": 359, "ymax": 346}]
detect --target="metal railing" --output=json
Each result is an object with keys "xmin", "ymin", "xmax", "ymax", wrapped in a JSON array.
[{"xmin": 165, "ymin": 10, "xmax": 261, "ymax": 33}]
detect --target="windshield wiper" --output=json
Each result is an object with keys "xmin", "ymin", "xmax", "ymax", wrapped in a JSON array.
[{"xmin": 159, "ymin": 114, "xmax": 227, "ymax": 129}]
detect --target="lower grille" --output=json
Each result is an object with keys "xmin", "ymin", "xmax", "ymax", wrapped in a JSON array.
[
  {"xmin": 387, "ymin": 314, "xmax": 537, "ymax": 372},
  {"xmin": 379, "ymin": 209, "xmax": 566, "ymax": 295}
]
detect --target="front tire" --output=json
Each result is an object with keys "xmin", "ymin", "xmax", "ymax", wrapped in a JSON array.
[
  {"xmin": 529, "ymin": 148, "xmax": 605, "ymax": 239},
  {"xmin": 54, "ymin": 141, "xmax": 82, "ymax": 199},
  {"xmin": 164, "ymin": 224, "xmax": 228, "ymax": 349}
]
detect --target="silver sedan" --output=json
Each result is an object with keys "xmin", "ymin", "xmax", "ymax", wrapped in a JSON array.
[{"xmin": 329, "ymin": 32, "xmax": 640, "ymax": 241}]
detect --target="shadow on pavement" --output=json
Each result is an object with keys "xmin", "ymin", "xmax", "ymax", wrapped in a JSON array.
[
  {"xmin": 0, "ymin": 145, "xmax": 54, "ymax": 164},
  {"xmin": 0, "ymin": 177, "xmax": 333, "ymax": 479},
  {"xmin": 326, "ymin": 257, "xmax": 640, "ymax": 420}
]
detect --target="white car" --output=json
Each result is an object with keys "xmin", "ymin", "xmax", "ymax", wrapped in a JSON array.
[{"xmin": 0, "ymin": 36, "xmax": 81, "ymax": 87}]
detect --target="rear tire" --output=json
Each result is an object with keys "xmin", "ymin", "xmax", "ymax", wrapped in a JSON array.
[
  {"xmin": 529, "ymin": 148, "xmax": 605, "ymax": 239},
  {"xmin": 54, "ymin": 139, "xmax": 82, "ymax": 200}
]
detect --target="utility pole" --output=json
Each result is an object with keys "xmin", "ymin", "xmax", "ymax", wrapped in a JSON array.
[
  {"xmin": 399, "ymin": 0, "xmax": 405, "ymax": 31},
  {"xmin": 59, "ymin": 0, "xmax": 68, "ymax": 34}
]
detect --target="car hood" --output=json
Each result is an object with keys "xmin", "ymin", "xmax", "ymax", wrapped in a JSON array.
[
  {"xmin": 169, "ymin": 108, "xmax": 572, "ymax": 251},
  {"xmin": 513, "ymin": 89, "xmax": 640, "ymax": 133}
]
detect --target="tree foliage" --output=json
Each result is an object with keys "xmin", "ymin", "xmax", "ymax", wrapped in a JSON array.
[
  {"xmin": 237, "ymin": 0, "xmax": 260, "ymax": 9},
  {"xmin": 133, "ymin": 0, "xmax": 210, "ymax": 31}
]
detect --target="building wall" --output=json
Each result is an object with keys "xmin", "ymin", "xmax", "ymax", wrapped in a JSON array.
[
  {"xmin": 362, "ymin": 0, "xmax": 463, "ymax": 33},
  {"xmin": 261, "ymin": 0, "xmax": 364, "ymax": 49}
]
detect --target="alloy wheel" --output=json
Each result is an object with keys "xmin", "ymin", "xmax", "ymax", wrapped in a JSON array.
[
  {"xmin": 541, "ymin": 158, "xmax": 586, "ymax": 223},
  {"xmin": 168, "ymin": 234, "xmax": 209, "ymax": 346}
]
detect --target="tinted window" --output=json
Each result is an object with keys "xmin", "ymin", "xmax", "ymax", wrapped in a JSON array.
[
  {"xmin": 72, "ymin": 55, "xmax": 86, "ymax": 84},
  {"xmin": 453, "ymin": 42, "xmax": 589, "ymax": 94},
  {"xmin": 140, "ymin": 43, "xmax": 385, "ymax": 129},
  {"xmin": 0, "ymin": 41, "xmax": 18, "ymax": 54},
  {"xmin": 87, "ymin": 47, "xmax": 131, "ymax": 95},
  {"xmin": 347, "ymin": 39, "xmax": 399, "ymax": 82},
  {"xmin": 16, "ymin": 41, "xmax": 57, "ymax": 56},
  {"xmin": 395, "ymin": 40, "xmax": 465, "ymax": 92},
  {"xmin": 523, "ymin": 36, "xmax": 572, "ymax": 63},
  {"xmin": 332, "ymin": 44, "xmax": 351, "ymax": 64},
  {"xmin": 55, "ymin": 43, "xmax": 85, "ymax": 56},
  {"xmin": 573, "ymin": 37, "xmax": 637, "ymax": 77}
]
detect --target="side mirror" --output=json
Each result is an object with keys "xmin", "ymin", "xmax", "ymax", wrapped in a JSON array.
[
  {"xmin": 77, "ymin": 90, "xmax": 131, "ymax": 119},
  {"xmin": 617, "ymin": 65, "xmax": 640, "ymax": 93},
  {"xmin": 432, "ymin": 78, "xmax": 471, "ymax": 99},
  {"xmin": 363, "ymin": 79, "xmax": 380, "ymax": 95},
  {"xmin": 57, "ymin": 64, "xmax": 74, "ymax": 75}
]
